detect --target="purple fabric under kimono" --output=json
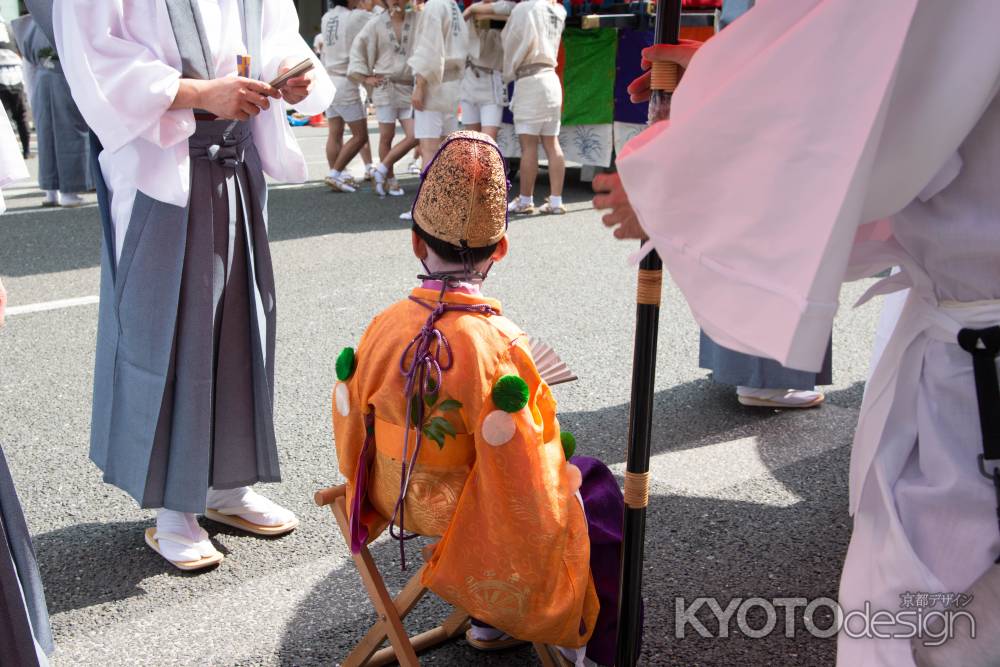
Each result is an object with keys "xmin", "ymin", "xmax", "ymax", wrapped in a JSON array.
[
  {"xmin": 573, "ymin": 455, "xmax": 630, "ymax": 666},
  {"xmin": 471, "ymin": 455, "xmax": 633, "ymax": 666}
]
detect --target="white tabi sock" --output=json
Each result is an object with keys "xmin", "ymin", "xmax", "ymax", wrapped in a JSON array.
[
  {"xmin": 206, "ymin": 486, "xmax": 295, "ymax": 527},
  {"xmin": 155, "ymin": 509, "xmax": 215, "ymax": 562},
  {"xmin": 328, "ymin": 169, "xmax": 341, "ymax": 179},
  {"xmin": 519, "ymin": 194, "xmax": 534, "ymax": 207},
  {"xmin": 468, "ymin": 625, "xmax": 508, "ymax": 642},
  {"xmin": 376, "ymin": 163, "xmax": 389, "ymax": 176},
  {"xmin": 548, "ymin": 195, "xmax": 563, "ymax": 208}
]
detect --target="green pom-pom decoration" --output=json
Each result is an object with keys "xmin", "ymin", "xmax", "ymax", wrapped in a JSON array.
[
  {"xmin": 560, "ymin": 431, "xmax": 577, "ymax": 460},
  {"xmin": 492, "ymin": 374, "xmax": 529, "ymax": 413},
  {"xmin": 335, "ymin": 347, "xmax": 356, "ymax": 382}
]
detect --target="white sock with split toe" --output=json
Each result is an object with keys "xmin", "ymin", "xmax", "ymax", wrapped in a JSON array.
[
  {"xmin": 206, "ymin": 486, "xmax": 295, "ymax": 527},
  {"xmin": 155, "ymin": 509, "xmax": 215, "ymax": 562}
]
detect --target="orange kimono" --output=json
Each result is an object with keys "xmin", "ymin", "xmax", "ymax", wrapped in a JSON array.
[{"xmin": 332, "ymin": 287, "xmax": 599, "ymax": 648}]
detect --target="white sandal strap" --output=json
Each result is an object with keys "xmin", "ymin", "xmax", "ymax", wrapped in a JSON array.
[{"xmin": 153, "ymin": 530, "xmax": 200, "ymax": 547}]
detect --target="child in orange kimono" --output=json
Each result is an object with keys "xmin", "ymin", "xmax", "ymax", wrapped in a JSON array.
[{"xmin": 332, "ymin": 131, "xmax": 626, "ymax": 665}]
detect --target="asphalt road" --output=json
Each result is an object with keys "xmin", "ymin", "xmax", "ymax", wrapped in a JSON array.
[{"xmin": 0, "ymin": 125, "xmax": 883, "ymax": 666}]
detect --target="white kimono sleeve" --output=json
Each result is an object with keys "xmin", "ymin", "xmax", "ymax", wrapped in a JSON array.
[
  {"xmin": 616, "ymin": 0, "xmax": 1000, "ymax": 371},
  {"xmin": 261, "ymin": 0, "xmax": 335, "ymax": 116},
  {"xmin": 54, "ymin": 0, "xmax": 191, "ymax": 154}
]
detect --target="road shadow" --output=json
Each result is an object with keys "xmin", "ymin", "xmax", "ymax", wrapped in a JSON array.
[
  {"xmin": 558, "ymin": 379, "xmax": 792, "ymax": 466},
  {"xmin": 274, "ymin": 532, "xmax": 538, "ymax": 667},
  {"xmin": 33, "ymin": 519, "xmax": 235, "ymax": 615},
  {"xmin": 0, "ymin": 174, "xmax": 597, "ymax": 278}
]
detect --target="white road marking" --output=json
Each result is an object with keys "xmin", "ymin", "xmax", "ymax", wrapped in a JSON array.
[{"xmin": 7, "ymin": 295, "xmax": 100, "ymax": 316}]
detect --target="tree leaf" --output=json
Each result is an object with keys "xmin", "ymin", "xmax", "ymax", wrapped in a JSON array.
[
  {"xmin": 423, "ymin": 423, "xmax": 446, "ymax": 449},
  {"xmin": 431, "ymin": 417, "xmax": 457, "ymax": 437},
  {"xmin": 409, "ymin": 394, "xmax": 423, "ymax": 428},
  {"xmin": 437, "ymin": 399, "xmax": 463, "ymax": 413}
]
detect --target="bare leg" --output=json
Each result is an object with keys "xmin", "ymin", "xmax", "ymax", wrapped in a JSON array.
[
  {"xmin": 481, "ymin": 125, "xmax": 500, "ymax": 140},
  {"xmin": 332, "ymin": 118, "xmax": 371, "ymax": 172},
  {"xmin": 378, "ymin": 121, "xmax": 418, "ymax": 172},
  {"xmin": 540, "ymin": 134, "xmax": 565, "ymax": 198},
  {"xmin": 378, "ymin": 122, "xmax": 396, "ymax": 178},
  {"xmin": 518, "ymin": 134, "xmax": 540, "ymax": 198},
  {"xmin": 464, "ymin": 122, "xmax": 483, "ymax": 133},
  {"xmin": 419, "ymin": 138, "xmax": 442, "ymax": 166},
  {"xmin": 360, "ymin": 133, "xmax": 373, "ymax": 166},
  {"xmin": 394, "ymin": 118, "xmax": 416, "ymax": 178},
  {"xmin": 326, "ymin": 117, "xmax": 344, "ymax": 170}
]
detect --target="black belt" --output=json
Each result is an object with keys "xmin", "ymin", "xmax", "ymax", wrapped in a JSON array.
[{"xmin": 959, "ymin": 325, "xmax": 1000, "ymax": 560}]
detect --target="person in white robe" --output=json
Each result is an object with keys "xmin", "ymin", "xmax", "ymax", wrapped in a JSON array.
[
  {"xmin": 55, "ymin": 0, "xmax": 334, "ymax": 571},
  {"xmin": 460, "ymin": 0, "xmax": 514, "ymax": 139},
  {"xmin": 502, "ymin": 0, "xmax": 565, "ymax": 216},
  {"xmin": 350, "ymin": 0, "xmax": 419, "ymax": 200},
  {"xmin": 594, "ymin": 1, "xmax": 1000, "ymax": 664},
  {"xmin": 407, "ymin": 0, "xmax": 467, "ymax": 163},
  {"xmin": 320, "ymin": 0, "xmax": 375, "ymax": 193}
]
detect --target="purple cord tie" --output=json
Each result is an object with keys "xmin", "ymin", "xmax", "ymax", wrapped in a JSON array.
[{"xmin": 389, "ymin": 291, "xmax": 497, "ymax": 569}]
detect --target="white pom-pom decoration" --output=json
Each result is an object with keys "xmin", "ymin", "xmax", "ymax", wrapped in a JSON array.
[
  {"xmin": 482, "ymin": 410, "xmax": 516, "ymax": 446},
  {"xmin": 335, "ymin": 382, "xmax": 351, "ymax": 417}
]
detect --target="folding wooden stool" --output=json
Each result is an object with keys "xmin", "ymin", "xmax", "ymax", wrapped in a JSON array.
[{"xmin": 314, "ymin": 485, "xmax": 568, "ymax": 666}]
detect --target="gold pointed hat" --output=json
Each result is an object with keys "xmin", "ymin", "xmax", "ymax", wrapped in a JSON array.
[{"xmin": 412, "ymin": 131, "xmax": 509, "ymax": 248}]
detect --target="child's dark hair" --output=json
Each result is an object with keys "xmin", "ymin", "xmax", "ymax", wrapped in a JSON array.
[
  {"xmin": 412, "ymin": 224, "xmax": 499, "ymax": 265},
  {"xmin": 332, "ymin": 0, "xmax": 350, "ymax": 7}
]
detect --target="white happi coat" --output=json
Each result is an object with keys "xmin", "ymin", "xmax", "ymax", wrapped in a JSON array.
[
  {"xmin": 54, "ymin": 0, "xmax": 334, "ymax": 261},
  {"xmin": 348, "ymin": 10, "xmax": 416, "ymax": 110},
  {"xmin": 322, "ymin": 6, "xmax": 373, "ymax": 76},
  {"xmin": 408, "ymin": 0, "xmax": 467, "ymax": 115},
  {"xmin": 501, "ymin": 0, "xmax": 564, "ymax": 124},
  {"xmin": 321, "ymin": 6, "xmax": 371, "ymax": 106},
  {"xmin": 461, "ymin": 0, "xmax": 513, "ymax": 107},
  {"xmin": 615, "ymin": 1, "xmax": 1000, "ymax": 665}
]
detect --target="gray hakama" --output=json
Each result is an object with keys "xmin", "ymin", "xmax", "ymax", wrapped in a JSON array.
[
  {"xmin": 90, "ymin": 0, "xmax": 278, "ymax": 513},
  {"xmin": 11, "ymin": 16, "xmax": 91, "ymax": 193},
  {"xmin": 0, "ymin": 445, "xmax": 53, "ymax": 667},
  {"xmin": 699, "ymin": 331, "xmax": 833, "ymax": 390}
]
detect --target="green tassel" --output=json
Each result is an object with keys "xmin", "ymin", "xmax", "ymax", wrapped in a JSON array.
[
  {"xmin": 560, "ymin": 431, "xmax": 577, "ymax": 460},
  {"xmin": 336, "ymin": 347, "xmax": 356, "ymax": 382},
  {"xmin": 492, "ymin": 374, "xmax": 530, "ymax": 413}
]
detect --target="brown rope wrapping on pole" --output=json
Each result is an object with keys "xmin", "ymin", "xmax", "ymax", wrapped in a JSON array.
[
  {"xmin": 637, "ymin": 269, "xmax": 663, "ymax": 306},
  {"xmin": 623, "ymin": 471, "xmax": 651, "ymax": 509},
  {"xmin": 650, "ymin": 61, "xmax": 680, "ymax": 93}
]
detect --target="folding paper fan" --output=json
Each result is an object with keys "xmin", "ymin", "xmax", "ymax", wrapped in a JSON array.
[{"xmin": 528, "ymin": 337, "xmax": 578, "ymax": 386}]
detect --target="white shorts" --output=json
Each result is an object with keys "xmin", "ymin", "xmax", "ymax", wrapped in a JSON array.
[
  {"xmin": 413, "ymin": 109, "xmax": 460, "ymax": 139},
  {"xmin": 515, "ymin": 118, "xmax": 562, "ymax": 137},
  {"xmin": 326, "ymin": 100, "xmax": 366, "ymax": 123},
  {"xmin": 461, "ymin": 101, "xmax": 504, "ymax": 128},
  {"xmin": 375, "ymin": 105, "xmax": 413, "ymax": 124}
]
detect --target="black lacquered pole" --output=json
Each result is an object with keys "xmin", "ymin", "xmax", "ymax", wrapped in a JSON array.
[{"xmin": 615, "ymin": 1, "xmax": 682, "ymax": 665}]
